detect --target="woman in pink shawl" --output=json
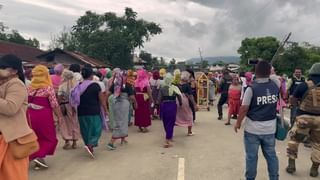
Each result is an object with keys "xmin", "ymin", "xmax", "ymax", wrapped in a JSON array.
[
  {"xmin": 50, "ymin": 64, "xmax": 64, "ymax": 93},
  {"xmin": 134, "ymin": 69, "xmax": 153, "ymax": 132},
  {"xmin": 240, "ymin": 72, "xmax": 253, "ymax": 101}
]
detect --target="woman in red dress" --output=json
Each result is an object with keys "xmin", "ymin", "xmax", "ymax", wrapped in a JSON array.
[
  {"xmin": 225, "ymin": 75, "xmax": 242, "ymax": 125},
  {"xmin": 134, "ymin": 69, "xmax": 153, "ymax": 132}
]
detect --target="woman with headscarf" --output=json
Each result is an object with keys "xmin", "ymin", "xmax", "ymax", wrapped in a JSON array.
[
  {"xmin": 50, "ymin": 64, "xmax": 64, "ymax": 93},
  {"xmin": 157, "ymin": 73, "xmax": 182, "ymax": 148},
  {"xmin": 240, "ymin": 72, "xmax": 253, "ymax": 101},
  {"xmin": 58, "ymin": 69, "xmax": 80, "ymax": 150},
  {"xmin": 0, "ymin": 55, "xmax": 35, "ymax": 180},
  {"xmin": 28, "ymin": 65, "xmax": 62, "ymax": 170},
  {"xmin": 186, "ymin": 69, "xmax": 197, "ymax": 121},
  {"xmin": 208, "ymin": 72, "xmax": 216, "ymax": 105},
  {"xmin": 225, "ymin": 75, "xmax": 242, "ymax": 125},
  {"xmin": 159, "ymin": 68, "xmax": 166, "ymax": 80},
  {"xmin": 126, "ymin": 69, "xmax": 136, "ymax": 125},
  {"xmin": 127, "ymin": 69, "xmax": 136, "ymax": 126},
  {"xmin": 107, "ymin": 69, "xmax": 136, "ymax": 150},
  {"xmin": 70, "ymin": 67, "xmax": 107, "ymax": 158},
  {"xmin": 176, "ymin": 71, "xmax": 197, "ymax": 135},
  {"xmin": 150, "ymin": 70, "xmax": 161, "ymax": 119},
  {"xmin": 69, "ymin": 64, "xmax": 83, "ymax": 82},
  {"xmin": 107, "ymin": 68, "xmax": 119, "ymax": 130},
  {"xmin": 127, "ymin": 69, "xmax": 136, "ymax": 86},
  {"xmin": 173, "ymin": 69, "xmax": 181, "ymax": 85},
  {"xmin": 134, "ymin": 69, "xmax": 153, "ymax": 132}
]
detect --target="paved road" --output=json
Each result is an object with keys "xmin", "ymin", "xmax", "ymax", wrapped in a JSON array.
[{"xmin": 29, "ymin": 106, "xmax": 315, "ymax": 180}]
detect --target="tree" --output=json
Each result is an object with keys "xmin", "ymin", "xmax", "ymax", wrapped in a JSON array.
[
  {"xmin": 201, "ymin": 60, "xmax": 209, "ymax": 69},
  {"xmin": 139, "ymin": 50, "xmax": 160, "ymax": 70},
  {"xmin": 139, "ymin": 50, "xmax": 153, "ymax": 70},
  {"xmin": 49, "ymin": 27, "xmax": 77, "ymax": 50},
  {"xmin": 170, "ymin": 58, "xmax": 176, "ymax": 65},
  {"xmin": 151, "ymin": 57, "xmax": 160, "ymax": 69},
  {"xmin": 273, "ymin": 42, "xmax": 309, "ymax": 75},
  {"xmin": 238, "ymin": 37, "xmax": 319, "ymax": 75},
  {"xmin": 0, "ymin": 29, "xmax": 40, "ymax": 48},
  {"xmin": 159, "ymin": 57, "xmax": 166, "ymax": 66},
  {"xmin": 302, "ymin": 43, "xmax": 320, "ymax": 68},
  {"xmin": 169, "ymin": 58, "xmax": 176, "ymax": 70},
  {"xmin": 238, "ymin": 36, "xmax": 280, "ymax": 70},
  {"xmin": 0, "ymin": 4, "xmax": 4, "ymax": 34},
  {"xmin": 67, "ymin": 8, "xmax": 162, "ymax": 69}
]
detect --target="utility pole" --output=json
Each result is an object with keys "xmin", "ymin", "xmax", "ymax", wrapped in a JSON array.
[{"xmin": 199, "ymin": 48, "xmax": 204, "ymax": 71}]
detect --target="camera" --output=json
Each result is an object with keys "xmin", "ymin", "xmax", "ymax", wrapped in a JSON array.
[{"xmin": 248, "ymin": 59, "xmax": 259, "ymax": 65}]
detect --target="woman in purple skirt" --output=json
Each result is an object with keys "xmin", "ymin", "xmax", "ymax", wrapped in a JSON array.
[{"xmin": 157, "ymin": 73, "xmax": 182, "ymax": 148}]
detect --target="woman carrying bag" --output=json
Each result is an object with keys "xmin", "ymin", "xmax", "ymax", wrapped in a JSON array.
[{"xmin": 0, "ymin": 54, "xmax": 39, "ymax": 180}]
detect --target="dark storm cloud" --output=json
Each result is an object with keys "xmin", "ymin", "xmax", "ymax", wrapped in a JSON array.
[{"xmin": 173, "ymin": 20, "xmax": 208, "ymax": 38}]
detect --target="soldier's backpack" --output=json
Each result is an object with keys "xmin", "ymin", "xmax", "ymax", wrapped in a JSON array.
[{"xmin": 300, "ymin": 81, "xmax": 320, "ymax": 115}]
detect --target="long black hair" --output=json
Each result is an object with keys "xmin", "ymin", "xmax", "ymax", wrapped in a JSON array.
[{"xmin": 0, "ymin": 54, "xmax": 25, "ymax": 83}]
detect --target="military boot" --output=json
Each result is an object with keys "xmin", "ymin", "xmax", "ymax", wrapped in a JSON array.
[
  {"xmin": 286, "ymin": 158, "xmax": 296, "ymax": 174},
  {"xmin": 310, "ymin": 162, "xmax": 319, "ymax": 177}
]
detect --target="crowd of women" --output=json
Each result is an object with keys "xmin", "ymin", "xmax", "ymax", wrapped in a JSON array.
[{"xmin": 0, "ymin": 54, "xmax": 202, "ymax": 180}]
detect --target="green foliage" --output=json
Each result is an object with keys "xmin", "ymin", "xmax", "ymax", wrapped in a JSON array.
[
  {"xmin": 0, "ymin": 29, "xmax": 40, "ymax": 48},
  {"xmin": 170, "ymin": 58, "xmax": 176, "ymax": 65},
  {"xmin": 238, "ymin": 36, "xmax": 280, "ymax": 65},
  {"xmin": 273, "ymin": 42, "xmax": 308, "ymax": 75},
  {"xmin": 59, "ymin": 8, "xmax": 162, "ymax": 69},
  {"xmin": 49, "ymin": 27, "xmax": 77, "ymax": 51},
  {"xmin": 159, "ymin": 57, "xmax": 166, "ymax": 66},
  {"xmin": 201, "ymin": 60, "xmax": 209, "ymax": 69},
  {"xmin": 238, "ymin": 36, "xmax": 320, "ymax": 76},
  {"xmin": 213, "ymin": 60, "xmax": 225, "ymax": 66},
  {"xmin": 139, "ymin": 50, "xmax": 155, "ymax": 70},
  {"xmin": 168, "ymin": 58, "xmax": 176, "ymax": 70}
]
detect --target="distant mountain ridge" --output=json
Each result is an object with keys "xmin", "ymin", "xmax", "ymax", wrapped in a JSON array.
[{"xmin": 186, "ymin": 56, "xmax": 240, "ymax": 64}]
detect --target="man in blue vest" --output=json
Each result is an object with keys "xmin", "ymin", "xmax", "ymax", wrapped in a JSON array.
[
  {"xmin": 287, "ymin": 67, "xmax": 305, "ymax": 126},
  {"xmin": 235, "ymin": 60, "xmax": 280, "ymax": 180}
]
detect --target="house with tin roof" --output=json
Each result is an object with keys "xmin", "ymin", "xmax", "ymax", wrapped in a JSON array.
[{"xmin": 0, "ymin": 41, "xmax": 109, "ymax": 68}]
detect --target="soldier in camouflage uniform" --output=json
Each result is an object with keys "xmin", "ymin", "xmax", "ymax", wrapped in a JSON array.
[{"xmin": 286, "ymin": 63, "xmax": 320, "ymax": 177}]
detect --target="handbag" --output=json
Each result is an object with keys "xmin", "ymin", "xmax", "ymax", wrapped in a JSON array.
[
  {"xmin": 275, "ymin": 92, "xmax": 289, "ymax": 141},
  {"xmin": 8, "ymin": 90, "xmax": 40, "ymax": 159},
  {"xmin": 8, "ymin": 131, "xmax": 39, "ymax": 159},
  {"xmin": 275, "ymin": 115, "xmax": 289, "ymax": 141}
]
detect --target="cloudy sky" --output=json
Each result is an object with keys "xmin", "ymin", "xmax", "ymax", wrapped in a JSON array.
[{"xmin": 1, "ymin": 0, "xmax": 320, "ymax": 60}]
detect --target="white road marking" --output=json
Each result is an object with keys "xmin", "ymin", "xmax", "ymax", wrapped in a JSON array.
[{"xmin": 177, "ymin": 158, "xmax": 185, "ymax": 180}]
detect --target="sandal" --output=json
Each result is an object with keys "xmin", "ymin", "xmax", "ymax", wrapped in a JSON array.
[
  {"xmin": 72, "ymin": 142, "xmax": 77, "ymax": 149},
  {"xmin": 84, "ymin": 146, "xmax": 95, "ymax": 159},
  {"xmin": 63, "ymin": 143, "xmax": 72, "ymax": 150},
  {"xmin": 187, "ymin": 132, "xmax": 194, "ymax": 136},
  {"xmin": 121, "ymin": 140, "xmax": 128, "ymax": 145},
  {"xmin": 34, "ymin": 158, "xmax": 49, "ymax": 168},
  {"xmin": 107, "ymin": 143, "xmax": 117, "ymax": 150},
  {"xmin": 163, "ymin": 143, "xmax": 173, "ymax": 148},
  {"xmin": 33, "ymin": 164, "xmax": 41, "ymax": 171}
]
